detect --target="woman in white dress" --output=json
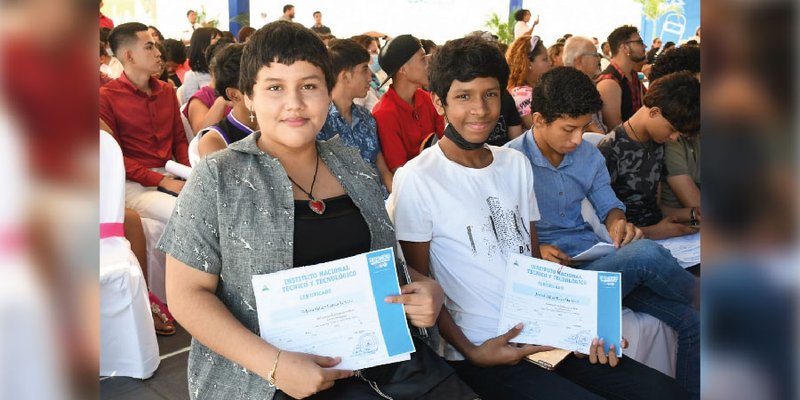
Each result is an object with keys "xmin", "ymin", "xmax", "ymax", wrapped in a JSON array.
[{"xmin": 513, "ymin": 9, "xmax": 539, "ymax": 39}]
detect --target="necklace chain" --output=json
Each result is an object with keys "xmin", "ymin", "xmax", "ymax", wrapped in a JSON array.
[
  {"xmin": 286, "ymin": 152, "xmax": 320, "ymax": 200},
  {"xmin": 625, "ymin": 120, "xmax": 652, "ymax": 153},
  {"xmin": 626, "ymin": 120, "xmax": 641, "ymax": 142}
]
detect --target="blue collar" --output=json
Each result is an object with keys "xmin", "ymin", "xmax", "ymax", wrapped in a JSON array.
[{"xmin": 522, "ymin": 129, "xmax": 575, "ymax": 170}]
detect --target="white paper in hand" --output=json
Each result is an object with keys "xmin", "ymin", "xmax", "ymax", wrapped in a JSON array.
[
  {"xmin": 572, "ymin": 242, "xmax": 616, "ymax": 262},
  {"xmin": 165, "ymin": 160, "xmax": 192, "ymax": 180}
]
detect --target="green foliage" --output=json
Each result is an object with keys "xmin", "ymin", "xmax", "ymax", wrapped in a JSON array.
[
  {"xmin": 230, "ymin": 12, "xmax": 250, "ymax": 28},
  {"xmin": 197, "ymin": 5, "xmax": 219, "ymax": 28},
  {"xmin": 632, "ymin": 0, "xmax": 683, "ymax": 23},
  {"xmin": 485, "ymin": 11, "xmax": 516, "ymax": 45}
]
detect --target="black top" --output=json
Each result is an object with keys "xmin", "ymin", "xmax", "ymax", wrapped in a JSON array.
[
  {"xmin": 486, "ymin": 89, "xmax": 524, "ymax": 146},
  {"xmin": 599, "ymin": 63, "xmax": 636, "ymax": 122},
  {"xmin": 292, "ymin": 194, "xmax": 372, "ymax": 267},
  {"xmin": 310, "ymin": 25, "xmax": 332, "ymax": 35},
  {"xmin": 203, "ymin": 114, "xmax": 254, "ymax": 145}
]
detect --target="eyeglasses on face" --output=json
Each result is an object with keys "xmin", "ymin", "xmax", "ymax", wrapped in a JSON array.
[{"xmin": 625, "ymin": 39, "xmax": 644, "ymax": 45}]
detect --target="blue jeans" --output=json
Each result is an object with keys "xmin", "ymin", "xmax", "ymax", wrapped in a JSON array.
[{"xmin": 581, "ymin": 239, "xmax": 699, "ymax": 400}]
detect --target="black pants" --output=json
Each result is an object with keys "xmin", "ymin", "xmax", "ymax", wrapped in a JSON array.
[
  {"xmin": 449, "ymin": 354, "xmax": 688, "ymax": 400},
  {"xmin": 274, "ymin": 374, "xmax": 479, "ymax": 400}
]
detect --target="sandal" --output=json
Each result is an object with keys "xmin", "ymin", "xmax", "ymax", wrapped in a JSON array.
[{"xmin": 149, "ymin": 292, "xmax": 176, "ymax": 336}]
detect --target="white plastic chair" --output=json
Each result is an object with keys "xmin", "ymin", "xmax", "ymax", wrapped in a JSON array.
[
  {"xmin": 175, "ymin": 85, "xmax": 186, "ymax": 107},
  {"xmin": 188, "ymin": 133, "xmax": 201, "ymax": 167},
  {"xmin": 180, "ymin": 102, "xmax": 195, "ymax": 143},
  {"xmin": 582, "ymin": 132, "xmax": 606, "ymax": 147},
  {"xmin": 100, "ymin": 130, "xmax": 160, "ymax": 379}
]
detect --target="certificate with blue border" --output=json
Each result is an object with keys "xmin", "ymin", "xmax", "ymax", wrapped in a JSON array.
[
  {"xmin": 498, "ymin": 253, "xmax": 622, "ymax": 355},
  {"xmin": 252, "ymin": 248, "xmax": 415, "ymax": 370}
]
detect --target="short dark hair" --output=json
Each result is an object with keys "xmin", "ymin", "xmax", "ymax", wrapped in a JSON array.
[
  {"xmin": 428, "ymin": 36, "xmax": 510, "ymax": 106},
  {"xmin": 283, "ymin": 4, "xmax": 294, "ymax": 13},
  {"xmin": 607, "ymin": 25, "xmax": 639, "ymax": 56},
  {"xmin": 100, "ymin": 27, "xmax": 111, "ymax": 44},
  {"xmin": 239, "ymin": 21, "xmax": 334, "ymax": 97},
  {"xmin": 205, "ymin": 40, "xmax": 232, "ymax": 74},
  {"xmin": 643, "ymin": 71, "xmax": 700, "ymax": 135},
  {"xmin": 237, "ymin": 26, "xmax": 256, "ymax": 43},
  {"xmin": 108, "ymin": 22, "xmax": 149, "ymax": 57},
  {"xmin": 212, "ymin": 44, "xmax": 245, "ymax": 100},
  {"xmin": 220, "ymin": 31, "xmax": 235, "ymax": 42},
  {"xmin": 532, "ymin": 66, "xmax": 603, "ymax": 123},
  {"xmin": 420, "ymin": 39, "xmax": 438, "ymax": 55},
  {"xmin": 328, "ymin": 39, "xmax": 370, "ymax": 79},
  {"xmin": 162, "ymin": 39, "xmax": 187, "ymax": 64},
  {"xmin": 313, "ymin": 11, "xmax": 321, "ymax": 17},
  {"xmin": 514, "ymin": 9, "xmax": 530, "ymax": 21},
  {"xmin": 187, "ymin": 9, "xmax": 196, "ymax": 17},
  {"xmin": 350, "ymin": 34, "xmax": 377, "ymax": 51},
  {"xmin": 648, "ymin": 46, "xmax": 700, "ymax": 81},
  {"xmin": 188, "ymin": 27, "xmax": 221, "ymax": 73},
  {"xmin": 147, "ymin": 25, "xmax": 164, "ymax": 41},
  {"xmin": 684, "ymin": 39, "xmax": 699, "ymax": 47}
]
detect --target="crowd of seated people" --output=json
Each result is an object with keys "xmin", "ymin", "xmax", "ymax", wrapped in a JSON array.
[{"xmin": 99, "ymin": 8, "xmax": 701, "ymax": 399}]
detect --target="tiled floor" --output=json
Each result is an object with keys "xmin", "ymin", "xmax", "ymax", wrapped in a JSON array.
[{"xmin": 100, "ymin": 324, "xmax": 191, "ymax": 399}]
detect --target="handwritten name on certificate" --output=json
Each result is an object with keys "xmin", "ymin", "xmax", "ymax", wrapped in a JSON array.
[
  {"xmin": 251, "ymin": 248, "xmax": 415, "ymax": 371},
  {"xmin": 497, "ymin": 253, "xmax": 622, "ymax": 355}
]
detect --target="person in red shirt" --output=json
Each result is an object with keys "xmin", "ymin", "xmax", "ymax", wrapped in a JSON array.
[
  {"xmin": 99, "ymin": 1, "xmax": 114, "ymax": 29},
  {"xmin": 100, "ymin": 22, "xmax": 189, "ymax": 225},
  {"xmin": 372, "ymin": 34, "xmax": 444, "ymax": 172}
]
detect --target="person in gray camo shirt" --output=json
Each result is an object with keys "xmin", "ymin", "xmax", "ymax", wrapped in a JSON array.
[
  {"xmin": 158, "ymin": 21, "xmax": 449, "ymax": 399},
  {"xmin": 598, "ymin": 71, "xmax": 701, "ymax": 240}
]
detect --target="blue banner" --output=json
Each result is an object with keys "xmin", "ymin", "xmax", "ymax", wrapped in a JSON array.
[{"xmin": 640, "ymin": 0, "xmax": 700, "ymax": 46}]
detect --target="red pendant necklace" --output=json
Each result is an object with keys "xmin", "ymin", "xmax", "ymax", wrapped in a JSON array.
[{"xmin": 287, "ymin": 152, "xmax": 326, "ymax": 215}]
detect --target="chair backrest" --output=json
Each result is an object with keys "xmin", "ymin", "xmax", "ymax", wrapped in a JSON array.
[
  {"xmin": 100, "ymin": 130, "xmax": 125, "ymax": 225},
  {"xmin": 582, "ymin": 132, "xmax": 606, "ymax": 147},
  {"xmin": 419, "ymin": 131, "xmax": 438, "ymax": 153},
  {"xmin": 188, "ymin": 133, "xmax": 201, "ymax": 167},
  {"xmin": 179, "ymin": 102, "xmax": 195, "ymax": 143},
  {"xmin": 175, "ymin": 85, "xmax": 186, "ymax": 107},
  {"xmin": 579, "ymin": 131, "xmax": 613, "ymax": 242}
]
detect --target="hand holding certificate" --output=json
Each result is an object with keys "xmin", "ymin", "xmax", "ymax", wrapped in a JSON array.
[
  {"xmin": 252, "ymin": 248, "xmax": 415, "ymax": 371},
  {"xmin": 498, "ymin": 254, "xmax": 622, "ymax": 355}
]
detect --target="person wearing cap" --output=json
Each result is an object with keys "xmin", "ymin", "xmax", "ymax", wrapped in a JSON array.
[{"xmin": 371, "ymin": 34, "xmax": 445, "ymax": 172}]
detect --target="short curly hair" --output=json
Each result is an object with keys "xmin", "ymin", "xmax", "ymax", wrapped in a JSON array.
[
  {"xmin": 648, "ymin": 46, "xmax": 700, "ymax": 81},
  {"xmin": 506, "ymin": 35, "xmax": 546, "ymax": 88},
  {"xmin": 531, "ymin": 66, "xmax": 603, "ymax": 123},
  {"xmin": 644, "ymin": 71, "xmax": 700, "ymax": 135},
  {"xmin": 239, "ymin": 21, "xmax": 334, "ymax": 97},
  {"xmin": 514, "ymin": 9, "xmax": 530, "ymax": 21},
  {"xmin": 428, "ymin": 36, "xmax": 510, "ymax": 106}
]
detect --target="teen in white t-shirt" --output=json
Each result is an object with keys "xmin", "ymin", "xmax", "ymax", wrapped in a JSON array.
[
  {"xmin": 390, "ymin": 143, "xmax": 539, "ymax": 359},
  {"xmin": 389, "ymin": 38, "xmax": 689, "ymax": 400}
]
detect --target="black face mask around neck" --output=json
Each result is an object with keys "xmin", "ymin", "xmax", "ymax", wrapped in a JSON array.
[{"xmin": 442, "ymin": 123, "xmax": 486, "ymax": 151}]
